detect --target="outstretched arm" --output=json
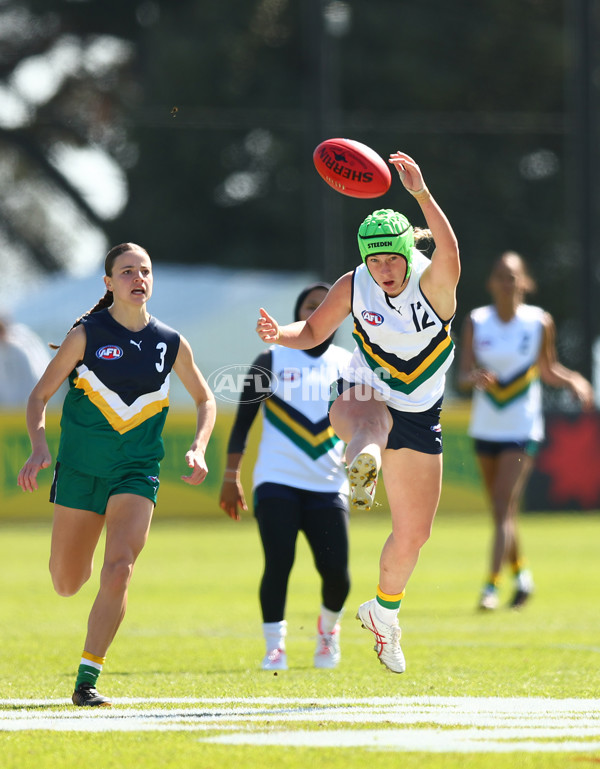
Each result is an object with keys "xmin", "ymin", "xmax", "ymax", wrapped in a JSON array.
[
  {"xmin": 256, "ymin": 272, "xmax": 352, "ymax": 347},
  {"xmin": 390, "ymin": 151, "xmax": 460, "ymax": 320}
]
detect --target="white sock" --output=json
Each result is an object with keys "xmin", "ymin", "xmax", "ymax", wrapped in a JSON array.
[
  {"xmin": 319, "ymin": 606, "xmax": 343, "ymax": 634},
  {"xmin": 373, "ymin": 602, "xmax": 400, "ymax": 625},
  {"xmin": 262, "ymin": 620, "xmax": 287, "ymax": 652}
]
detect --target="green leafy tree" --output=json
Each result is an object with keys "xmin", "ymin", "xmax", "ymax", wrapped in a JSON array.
[
  {"xmin": 1, "ymin": 0, "xmax": 596, "ymax": 374},
  {"xmin": 0, "ymin": 0, "xmax": 142, "ymax": 280}
]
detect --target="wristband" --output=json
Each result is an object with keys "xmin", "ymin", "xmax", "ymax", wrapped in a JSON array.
[{"xmin": 409, "ymin": 186, "xmax": 431, "ymax": 202}]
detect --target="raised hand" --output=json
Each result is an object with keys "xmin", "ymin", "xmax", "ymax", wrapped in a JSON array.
[
  {"xmin": 256, "ymin": 307, "xmax": 281, "ymax": 343},
  {"xmin": 389, "ymin": 151, "xmax": 426, "ymax": 195}
]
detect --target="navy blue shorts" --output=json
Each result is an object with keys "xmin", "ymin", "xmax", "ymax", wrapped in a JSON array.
[
  {"xmin": 474, "ymin": 438, "xmax": 540, "ymax": 458},
  {"xmin": 330, "ymin": 377, "xmax": 444, "ymax": 455}
]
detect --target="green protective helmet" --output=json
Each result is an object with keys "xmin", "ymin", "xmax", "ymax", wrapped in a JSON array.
[{"xmin": 357, "ymin": 209, "xmax": 414, "ymax": 280}]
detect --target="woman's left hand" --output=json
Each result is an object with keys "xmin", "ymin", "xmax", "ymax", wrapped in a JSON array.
[
  {"xmin": 389, "ymin": 151, "xmax": 426, "ymax": 194},
  {"xmin": 256, "ymin": 307, "xmax": 280, "ymax": 343},
  {"xmin": 181, "ymin": 448, "xmax": 209, "ymax": 484}
]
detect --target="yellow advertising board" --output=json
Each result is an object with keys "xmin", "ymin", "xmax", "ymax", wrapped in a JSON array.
[
  {"xmin": 0, "ymin": 403, "xmax": 486, "ymax": 521},
  {"xmin": 0, "ymin": 409, "xmax": 247, "ymax": 520}
]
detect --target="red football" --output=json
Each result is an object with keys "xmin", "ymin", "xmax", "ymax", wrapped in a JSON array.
[{"xmin": 313, "ymin": 138, "xmax": 391, "ymax": 198}]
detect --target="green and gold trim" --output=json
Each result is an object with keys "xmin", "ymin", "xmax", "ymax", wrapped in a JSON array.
[
  {"xmin": 483, "ymin": 364, "xmax": 539, "ymax": 408},
  {"xmin": 376, "ymin": 584, "xmax": 405, "ymax": 609},
  {"xmin": 263, "ymin": 395, "xmax": 341, "ymax": 460},
  {"xmin": 352, "ymin": 320, "xmax": 454, "ymax": 394},
  {"xmin": 73, "ymin": 367, "xmax": 169, "ymax": 434}
]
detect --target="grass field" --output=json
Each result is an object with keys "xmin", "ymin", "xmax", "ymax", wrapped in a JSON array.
[{"xmin": 0, "ymin": 508, "xmax": 599, "ymax": 768}]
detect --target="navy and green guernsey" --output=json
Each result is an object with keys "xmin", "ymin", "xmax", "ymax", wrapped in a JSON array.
[{"xmin": 57, "ymin": 309, "xmax": 180, "ymax": 477}]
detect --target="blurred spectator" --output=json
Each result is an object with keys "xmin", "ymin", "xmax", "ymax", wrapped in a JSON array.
[{"xmin": 0, "ymin": 318, "xmax": 51, "ymax": 406}]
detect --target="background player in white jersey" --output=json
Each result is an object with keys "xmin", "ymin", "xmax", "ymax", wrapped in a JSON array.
[
  {"xmin": 17, "ymin": 243, "xmax": 216, "ymax": 706},
  {"xmin": 256, "ymin": 152, "xmax": 460, "ymax": 674},
  {"xmin": 220, "ymin": 284, "xmax": 352, "ymax": 671},
  {"xmin": 458, "ymin": 251, "xmax": 593, "ymax": 610}
]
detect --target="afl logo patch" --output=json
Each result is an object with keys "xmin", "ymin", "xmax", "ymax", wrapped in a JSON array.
[
  {"xmin": 280, "ymin": 367, "xmax": 301, "ymax": 382},
  {"xmin": 362, "ymin": 310, "xmax": 384, "ymax": 326},
  {"xmin": 96, "ymin": 345, "xmax": 123, "ymax": 360}
]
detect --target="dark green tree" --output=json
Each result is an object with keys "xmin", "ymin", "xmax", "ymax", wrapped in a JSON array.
[{"xmin": 1, "ymin": 0, "xmax": 597, "ymax": 375}]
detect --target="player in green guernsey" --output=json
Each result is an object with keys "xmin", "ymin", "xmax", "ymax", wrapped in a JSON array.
[{"xmin": 17, "ymin": 242, "xmax": 216, "ymax": 707}]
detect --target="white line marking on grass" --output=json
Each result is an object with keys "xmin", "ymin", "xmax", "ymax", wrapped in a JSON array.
[
  {"xmin": 1, "ymin": 697, "xmax": 600, "ymax": 753},
  {"xmin": 205, "ymin": 729, "xmax": 600, "ymax": 753}
]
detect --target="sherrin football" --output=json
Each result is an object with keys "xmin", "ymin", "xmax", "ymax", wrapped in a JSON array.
[{"xmin": 313, "ymin": 138, "xmax": 391, "ymax": 198}]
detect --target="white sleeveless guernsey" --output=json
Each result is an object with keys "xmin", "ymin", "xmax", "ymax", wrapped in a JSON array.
[
  {"xmin": 345, "ymin": 254, "xmax": 455, "ymax": 412},
  {"xmin": 253, "ymin": 344, "xmax": 351, "ymax": 493},
  {"xmin": 468, "ymin": 304, "xmax": 545, "ymax": 441}
]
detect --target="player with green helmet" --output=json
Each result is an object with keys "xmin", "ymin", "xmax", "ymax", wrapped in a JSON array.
[
  {"xmin": 357, "ymin": 209, "xmax": 415, "ymax": 281},
  {"xmin": 256, "ymin": 150, "xmax": 460, "ymax": 677}
]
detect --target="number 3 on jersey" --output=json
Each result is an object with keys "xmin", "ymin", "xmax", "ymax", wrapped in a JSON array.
[{"xmin": 155, "ymin": 342, "xmax": 167, "ymax": 372}]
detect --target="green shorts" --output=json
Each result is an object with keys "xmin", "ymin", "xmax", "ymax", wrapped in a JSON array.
[{"xmin": 49, "ymin": 461, "xmax": 160, "ymax": 515}]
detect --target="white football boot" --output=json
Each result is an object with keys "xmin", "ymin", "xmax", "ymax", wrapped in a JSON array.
[
  {"xmin": 348, "ymin": 445, "xmax": 381, "ymax": 511},
  {"xmin": 262, "ymin": 620, "xmax": 288, "ymax": 670},
  {"xmin": 261, "ymin": 648, "xmax": 288, "ymax": 671},
  {"xmin": 314, "ymin": 617, "xmax": 341, "ymax": 669},
  {"xmin": 510, "ymin": 569, "xmax": 534, "ymax": 609},
  {"xmin": 478, "ymin": 585, "xmax": 499, "ymax": 611},
  {"xmin": 356, "ymin": 598, "xmax": 405, "ymax": 673}
]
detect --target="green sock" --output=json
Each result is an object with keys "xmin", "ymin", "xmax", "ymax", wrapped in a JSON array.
[{"xmin": 75, "ymin": 651, "xmax": 105, "ymax": 690}]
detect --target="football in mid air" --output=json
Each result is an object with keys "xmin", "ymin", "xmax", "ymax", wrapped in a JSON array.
[{"xmin": 313, "ymin": 138, "xmax": 391, "ymax": 199}]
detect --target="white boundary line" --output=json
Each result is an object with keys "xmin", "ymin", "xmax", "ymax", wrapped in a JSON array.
[{"xmin": 1, "ymin": 696, "xmax": 599, "ymax": 753}]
